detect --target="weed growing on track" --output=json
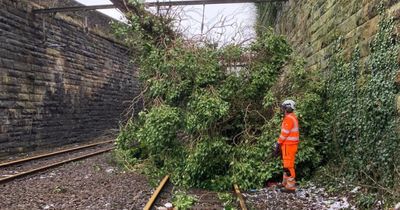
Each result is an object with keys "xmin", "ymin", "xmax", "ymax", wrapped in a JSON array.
[
  {"xmin": 172, "ymin": 191, "xmax": 197, "ymax": 210},
  {"xmin": 218, "ymin": 192, "xmax": 236, "ymax": 209}
]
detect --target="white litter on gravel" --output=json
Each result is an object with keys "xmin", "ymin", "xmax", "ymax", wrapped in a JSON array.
[
  {"xmin": 106, "ymin": 168, "xmax": 115, "ymax": 173},
  {"xmin": 42, "ymin": 204, "xmax": 54, "ymax": 209},
  {"xmin": 327, "ymin": 197, "xmax": 354, "ymax": 210},
  {"xmin": 350, "ymin": 186, "xmax": 361, "ymax": 194},
  {"xmin": 39, "ymin": 172, "xmax": 57, "ymax": 179},
  {"xmin": 395, "ymin": 202, "xmax": 400, "ymax": 210}
]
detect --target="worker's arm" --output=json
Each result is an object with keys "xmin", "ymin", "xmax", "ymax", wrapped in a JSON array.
[{"xmin": 278, "ymin": 117, "xmax": 293, "ymax": 144}]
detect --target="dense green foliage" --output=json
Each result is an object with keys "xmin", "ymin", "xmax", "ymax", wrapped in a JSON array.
[
  {"xmin": 115, "ymin": 2, "xmax": 399, "ymax": 205},
  {"xmin": 114, "ymin": 1, "xmax": 322, "ymax": 191}
]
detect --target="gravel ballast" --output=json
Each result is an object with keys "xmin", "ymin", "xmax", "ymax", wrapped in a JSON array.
[
  {"xmin": 0, "ymin": 152, "xmax": 153, "ymax": 210},
  {"xmin": 244, "ymin": 185, "xmax": 356, "ymax": 210},
  {"xmin": 0, "ymin": 138, "xmax": 362, "ymax": 210}
]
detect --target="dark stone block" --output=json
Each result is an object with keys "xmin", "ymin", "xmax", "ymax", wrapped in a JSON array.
[{"xmin": 1, "ymin": 58, "xmax": 14, "ymax": 69}]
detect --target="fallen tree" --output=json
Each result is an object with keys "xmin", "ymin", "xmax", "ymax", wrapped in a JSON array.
[{"xmin": 113, "ymin": 1, "xmax": 322, "ymax": 190}]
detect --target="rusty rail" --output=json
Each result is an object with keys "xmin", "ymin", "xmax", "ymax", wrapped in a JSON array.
[
  {"xmin": 144, "ymin": 175, "xmax": 170, "ymax": 210},
  {"xmin": 0, "ymin": 140, "xmax": 114, "ymax": 168},
  {"xmin": 234, "ymin": 184, "xmax": 248, "ymax": 210},
  {"xmin": 0, "ymin": 147, "xmax": 113, "ymax": 184}
]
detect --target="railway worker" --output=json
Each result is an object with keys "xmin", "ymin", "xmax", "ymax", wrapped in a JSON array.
[{"xmin": 277, "ymin": 99, "xmax": 299, "ymax": 192}]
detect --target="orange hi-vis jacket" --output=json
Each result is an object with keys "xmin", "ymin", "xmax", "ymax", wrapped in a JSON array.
[{"xmin": 278, "ymin": 113, "xmax": 299, "ymax": 145}]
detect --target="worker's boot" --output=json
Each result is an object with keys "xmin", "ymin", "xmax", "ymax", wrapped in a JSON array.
[
  {"xmin": 277, "ymin": 173, "xmax": 289, "ymax": 188},
  {"xmin": 281, "ymin": 177, "xmax": 296, "ymax": 193}
]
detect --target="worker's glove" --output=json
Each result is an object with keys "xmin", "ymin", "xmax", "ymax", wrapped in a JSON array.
[{"xmin": 274, "ymin": 142, "xmax": 281, "ymax": 158}]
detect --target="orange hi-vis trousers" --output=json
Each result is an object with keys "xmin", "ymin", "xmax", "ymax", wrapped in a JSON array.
[{"xmin": 281, "ymin": 144, "xmax": 298, "ymax": 179}]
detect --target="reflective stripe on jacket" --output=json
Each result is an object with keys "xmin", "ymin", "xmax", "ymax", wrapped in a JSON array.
[{"xmin": 278, "ymin": 113, "xmax": 299, "ymax": 145}]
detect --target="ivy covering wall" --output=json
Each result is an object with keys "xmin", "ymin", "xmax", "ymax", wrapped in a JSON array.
[{"xmin": 323, "ymin": 15, "xmax": 399, "ymax": 206}]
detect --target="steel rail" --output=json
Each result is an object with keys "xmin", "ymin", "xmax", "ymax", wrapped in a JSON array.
[
  {"xmin": 0, "ymin": 147, "xmax": 113, "ymax": 184},
  {"xmin": 0, "ymin": 140, "xmax": 114, "ymax": 168},
  {"xmin": 143, "ymin": 175, "xmax": 170, "ymax": 210},
  {"xmin": 234, "ymin": 184, "xmax": 248, "ymax": 210}
]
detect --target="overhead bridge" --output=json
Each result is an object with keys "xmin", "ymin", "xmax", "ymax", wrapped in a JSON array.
[
  {"xmin": 33, "ymin": 0, "xmax": 287, "ymax": 14},
  {"xmin": 145, "ymin": 0, "xmax": 288, "ymax": 7}
]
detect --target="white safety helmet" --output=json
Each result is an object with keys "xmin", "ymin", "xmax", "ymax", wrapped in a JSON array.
[{"xmin": 281, "ymin": 99, "xmax": 296, "ymax": 112}]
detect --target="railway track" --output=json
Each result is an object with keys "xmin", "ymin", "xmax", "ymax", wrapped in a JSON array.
[
  {"xmin": 144, "ymin": 175, "xmax": 248, "ymax": 210},
  {"xmin": 0, "ymin": 140, "xmax": 114, "ymax": 184}
]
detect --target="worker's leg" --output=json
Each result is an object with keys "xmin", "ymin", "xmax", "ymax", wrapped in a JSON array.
[
  {"xmin": 282, "ymin": 144, "xmax": 298, "ymax": 191},
  {"xmin": 280, "ymin": 144, "xmax": 288, "ymax": 187}
]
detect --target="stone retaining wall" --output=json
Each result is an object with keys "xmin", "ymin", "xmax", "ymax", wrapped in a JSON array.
[{"xmin": 0, "ymin": 0, "xmax": 139, "ymax": 156}]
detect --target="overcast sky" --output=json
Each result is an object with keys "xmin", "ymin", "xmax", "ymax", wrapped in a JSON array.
[{"xmin": 75, "ymin": 0, "xmax": 256, "ymax": 45}]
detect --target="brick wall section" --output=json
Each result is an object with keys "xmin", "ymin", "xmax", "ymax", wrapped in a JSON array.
[
  {"xmin": 0, "ymin": 0, "xmax": 139, "ymax": 156},
  {"xmin": 275, "ymin": 0, "xmax": 400, "ymax": 71}
]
